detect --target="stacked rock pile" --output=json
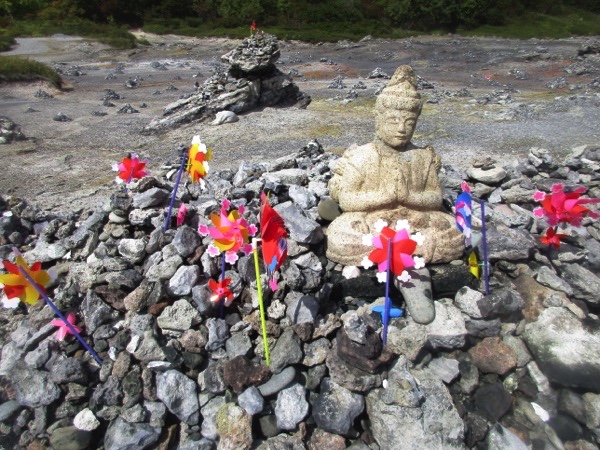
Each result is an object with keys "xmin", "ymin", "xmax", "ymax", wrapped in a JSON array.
[
  {"xmin": 0, "ymin": 142, "xmax": 599, "ymax": 449},
  {"xmin": 143, "ymin": 33, "xmax": 311, "ymax": 133}
]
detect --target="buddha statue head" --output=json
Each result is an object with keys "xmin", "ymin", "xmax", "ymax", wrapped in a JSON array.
[{"xmin": 374, "ymin": 65, "xmax": 423, "ymax": 150}]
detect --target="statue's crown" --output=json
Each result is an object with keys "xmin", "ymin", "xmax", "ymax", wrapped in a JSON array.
[{"xmin": 376, "ymin": 65, "xmax": 422, "ymax": 113}]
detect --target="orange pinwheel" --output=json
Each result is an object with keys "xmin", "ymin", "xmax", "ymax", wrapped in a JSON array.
[
  {"xmin": 187, "ymin": 135, "xmax": 212, "ymax": 186},
  {"xmin": 0, "ymin": 254, "xmax": 51, "ymax": 305}
]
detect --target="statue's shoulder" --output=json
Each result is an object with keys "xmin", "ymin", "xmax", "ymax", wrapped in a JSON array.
[{"xmin": 341, "ymin": 143, "xmax": 376, "ymax": 166}]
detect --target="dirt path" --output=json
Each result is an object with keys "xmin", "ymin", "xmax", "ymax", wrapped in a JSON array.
[{"xmin": 1, "ymin": 33, "xmax": 599, "ymax": 212}]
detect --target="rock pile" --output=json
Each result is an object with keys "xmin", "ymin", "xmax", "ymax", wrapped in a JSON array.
[
  {"xmin": 143, "ymin": 34, "xmax": 311, "ymax": 134},
  {"xmin": 0, "ymin": 116, "xmax": 26, "ymax": 144},
  {"xmin": 1, "ymin": 142, "xmax": 600, "ymax": 449}
]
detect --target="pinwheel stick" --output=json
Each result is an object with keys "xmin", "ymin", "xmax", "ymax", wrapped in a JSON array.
[
  {"xmin": 382, "ymin": 238, "xmax": 392, "ymax": 345},
  {"xmin": 219, "ymin": 256, "xmax": 226, "ymax": 319},
  {"xmin": 164, "ymin": 145, "xmax": 188, "ymax": 233},
  {"xmin": 480, "ymin": 200, "xmax": 490, "ymax": 295},
  {"xmin": 252, "ymin": 238, "xmax": 271, "ymax": 366},
  {"xmin": 18, "ymin": 267, "xmax": 103, "ymax": 365}
]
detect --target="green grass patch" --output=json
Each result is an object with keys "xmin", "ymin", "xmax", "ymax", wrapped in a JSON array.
[
  {"xmin": 462, "ymin": 10, "xmax": 600, "ymax": 39},
  {"xmin": 5, "ymin": 19, "xmax": 137, "ymax": 49},
  {"xmin": 0, "ymin": 55, "xmax": 63, "ymax": 87},
  {"xmin": 0, "ymin": 34, "xmax": 16, "ymax": 52}
]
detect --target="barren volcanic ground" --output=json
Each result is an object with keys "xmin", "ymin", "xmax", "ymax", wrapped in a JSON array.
[{"xmin": 1, "ymin": 31, "xmax": 599, "ymax": 212}]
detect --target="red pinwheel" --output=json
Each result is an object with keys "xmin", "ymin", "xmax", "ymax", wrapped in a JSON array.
[
  {"xmin": 539, "ymin": 227, "xmax": 568, "ymax": 249},
  {"xmin": 208, "ymin": 278, "xmax": 234, "ymax": 306},
  {"xmin": 114, "ymin": 153, "xmax": 149, "ymax": 183},
  {"xmin": 260, "ymin": 193, "xmax": 288, "ymax": 291},
  {"xmin": 533, "ymin": 183, "xmax": 600, "ymax": 227}
]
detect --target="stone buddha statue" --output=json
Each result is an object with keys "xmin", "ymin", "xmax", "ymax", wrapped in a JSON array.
[{"xmin": 326, "ymin": 65, "xmax": 464, "ymax": 324}]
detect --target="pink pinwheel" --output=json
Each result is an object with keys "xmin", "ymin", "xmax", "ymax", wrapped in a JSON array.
[
  {"xmin": 51, "ymin": 312, "xmax": 82, "ymax": 341},
  {"xmin": 176, "ymin": 203, "xmax": 188, "ymax": 227},
  {"xmin": 208, "ymin": 278, "xmax": 234, "ymax": 306},
  {"xmin": 198, "ymin": 199, "xmax": 257, "ymax": 263},
  {"xmin": 366, "ymin": 226, "xmax": 418, "ymax": 278},
  {"xmin": 113, "ymin": 153, "xmax": 149, "ymax": 184},
  {"xmin": 533, "ymin": 183, "xmax": 600, "ymax": 227}
]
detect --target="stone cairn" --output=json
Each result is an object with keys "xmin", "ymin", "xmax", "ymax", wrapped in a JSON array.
[
  {"xmin": 143, "ymin": 33, "xmax": 311, "ymax": 133},
  {"xmin": 1, "ymin": 142, "xmax": 600, "ymax": 450}
]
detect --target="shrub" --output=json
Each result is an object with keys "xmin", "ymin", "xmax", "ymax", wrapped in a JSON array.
[{"xmin": 0, "ymin": 55, "xmax": 63, "ymax": 88}]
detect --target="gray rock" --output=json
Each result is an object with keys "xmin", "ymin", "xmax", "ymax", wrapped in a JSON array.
[
  {"xmin": 326, "ymin": 348, "xmax": 382, "ymax": 393},
  {"xmin": 428, "ymin": 357, "xmax": 461, "ymax": 384},
  {"xmin": 467, "ymin": 165, "xmax": 507, "ymax": 184},
  {"xmin": 258, "ymin": 366, "xmax": 296, "ymax": 397},
  {"xmin": 144, "ymin": 401, "xmax": 167, "ymax": 428},
  {"xmin": 274, "ymin": 383, "xmax": 309, "ymax": 430},
  {"xmin": 157, "ymin": 299, "xmax": 201, "ymax": 332},
  {"xmin": 535, "ymin": 265, "xmax": 574, "ymax": 295},
  {"xmin": 225, "ymin": 332, "xmax": 253, "ymax": 358},
  {"xmin": 381, "ymin": 356, "xmax": 424, "ymax": 407},
  {"xmin": 274, "ymin": 201, "xmax": 324, "ymax": 244},
  {"xmin": 201, "ymin": 395, "xmax": 226, "ymax": 440},
  {"xmin": 425, "ymin": 301, "xmax": 467, "ymax": 350},
  {"xmin": 145, "ymin": 255, "xmax": 183, "ymax": 282},
  {"xmin": 288, "ymin": 185, "xmax": 317, "ymax": 209},
  {"xmin": 82, "ymin": 289, "xmax": 120, "ymax": 333},
  {"xmin": 132, "ymin": 331, "xmax": 167, "ymax": 362},
  {"xmin": 454, "ymin": 286, "xmax": 486, "ymax": 318},
  {"xmin": 486, "ymin": 225, "xmax": 536, "ymax": 261},
  {"xmin": 49, "ymin": 426, "xmax": 91, "ymax": 450},
  {"xmin": 523, "ymin": 307, "xmax": 600, "ymax": 391},
  {"xmin": 0, "ymin": 400, "xmax": 21, "ymax": 421},
  {"xmin": 366, "ymin": 367, "xmax": 465, "ymax": 449},
  {"xmin": 477, "ymin": 289, "xmax": 525, "ymax": 319},
  {"xmin": 302, "ymin": 338, "xmax": 330, "ymax": 367},
  {"xmin": 172, "ymin": 225, "xmax": 202, "ymax": 257},
  {"xmin": 132, "ymin": 188, "xmax": 169, "ymax": 209},
  {"xmin": 206, "ymin": 318, "xmax": 229, "ymax": 351},
  {"xmin": 156, "ymin": 370, "xmax": 199, "ymax": 425},
  {"xmin": 486, "ymin": 423, "xmax": 528, "ymax": 450},
  {"xmin": 48, "ymin": 355, "xmax": 88, "ymax": 384},
  {"xmin": 238, "ymin": 386, "xmax": 264, "ymax": 415},
  {"xmin": 559, "ymin": 263, "xmax": 600, "ymax": 304},
  {"xmin": 270, "ymin": 328, "xmax": 303, "ymax": 374},
  {"xmin": 104, "ymin": 417, "xmax": 161, "ymax": 450},
  {"xmin": 285, "ymin": 292, "xmax": 319, "ymax": 324},
  {"xmin": 313, "ymin": 378, "xmax": 364, "ymax": 435},
  {"xmin": 13, "ymin": 367, "xmax": 61, "ymax": 407},
  {"xmin": 118, "ymin": 238, "xmax": 147, "ymax": 263},
  {"xmin": 167, "ymin": 265, "xmax": 200, "ymax": 296},
  {"xmin": 204, "ymin": 361, "xmax": 227, "ymax": 394}
]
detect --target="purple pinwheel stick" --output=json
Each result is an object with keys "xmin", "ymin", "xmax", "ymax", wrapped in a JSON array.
[
  {"xmin": 18, "ymin": 267, "xmax": 103, "ymax": 365},
  {"xmin": 383, "ymin": 237, "xmax": 392, "ymax": 344},
  {"xmin": 480, "ymin": 200, "xmax": 490, "ymax": 295},
  {"xmin": 164, "ymin": 144, "xmax": 188, "ymax": 232}
]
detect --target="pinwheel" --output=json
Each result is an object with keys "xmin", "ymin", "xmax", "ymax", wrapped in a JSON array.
[
  {"xmin": 51, "ymin": 312, "xmax": 82, "ymax": 341},
  {"xmin": 361, "ymin": 220, "xmax": 424, "ymax": 344},
  {"xmin": 468, "ymin": 251, "xmax": 480, "ymax": 279},
  {"xmin": 0, "ymin": 253, "xmax": 50, "ymax": 306},
  {"xmin": 1, "ymin": 250, "xmax": 102, "ymax": 364},
  {"xmin": 113, "ymin": 153, "xmax": 149, "ymax": 184},
  {"xmin": 199, "ymin": 199, "xmax": 256, "ymax": 264},
  {"xmin": 199, "ymin": 199, "xmax": 257, "ymax": 317},
  {"xmin": 176, "ymin": 203, "xmax": 188, "ymax": 227},
  {"xmin": 252, "ymin": 193, "xmax": 289, "ymax": 366},
  {"xmin": 164, "ymin": 136, "xmax": 212, "ymax": 232},
  {"xmin": 534, "ymin": 183, "xmax": 600, "ymax": 227},
  {"xmin": 208, "ymin": 278, "xmax": 234, "ymax": 306},
  {"xmin": 259, "ymin": 193, "xmax": 288, "ymax": 291},
  {"xmin": 455, "ymin": 180, "xmax": 472, "ymax": 246},
  {"xmin": 539, "ymin": 227, "xmax": 568, "ymax": 249}
]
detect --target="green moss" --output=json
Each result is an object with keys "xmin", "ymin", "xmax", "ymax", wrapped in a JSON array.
[{"xmin": 0, "ymin": 56, "xmax": 63, "ymax": 88}]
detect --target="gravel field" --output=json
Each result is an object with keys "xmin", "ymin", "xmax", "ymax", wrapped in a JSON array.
[{"xmin": 1, "ymin": 31, "xmax": 599, "ymax": 212}]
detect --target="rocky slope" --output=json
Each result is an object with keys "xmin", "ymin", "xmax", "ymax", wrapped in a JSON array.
[{"xmin": 1, "ymin": 140, "xmax": 600, "ymax": 449}]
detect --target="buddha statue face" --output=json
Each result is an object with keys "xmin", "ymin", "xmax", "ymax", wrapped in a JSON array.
[{"xmin": 375, "ymin": 108, "xmax": 418, "ymax": 150}]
